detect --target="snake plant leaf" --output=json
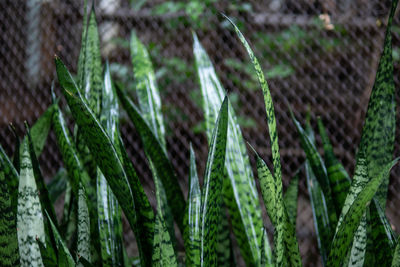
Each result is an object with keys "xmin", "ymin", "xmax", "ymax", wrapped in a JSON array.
[
  {"xmin": 37, "ymin": 239, "xmax": 57, "ymax": 267},
  {"xmin": 26, "ymin": 122, "xmax": 58, "ymax": 225},
  {"xmin": 317, "ymin": 118, "xmax": 351, "ymax": 211},
  {"xmin": 216, "ymin": 203, "xmax": 235, "ymax": 267},
  {"xmin": 327, "ymin": 157, "xmax": 399, "ymax": 267},
  {"xmin": 130, "ymin": 33, "xmax": 176, "ymax": 246},
  {"xmin": 97, "ymin": 61, "xmax": 124, "ymax": 267},
  {"xmin": 256, "ymin": 153, "xmax": 302, "ymax": 266},
  {"xmin": 305, "ymin": 161, "xmax": 331, "ymax": 266},
  {"xmin": 283, "ymin": 172, "xmax": 299, "ymax": 227},
  {"xmin": 77, "ymin": 0, "xmax": 88, "ymax": 88},
  {"xmin": 291, "ymin": 113, "xmax": 338, "ymax": 226},
  {"xmin": 392, "ymin": 237, "xmax": 400, "ymax": 267},
  {"xmin": 115, "ymin": 83, "xmax": 186, "ymax": 231},
  {"xmin": 193, "ymin": 32, "xmax": 263, "ymax": 266},
  {"xmin": 80, "ymin": 3, "xmax": 102, "ymax": 115},
  {"xmin": 47, "ymin": 168, "xmax": 67, "ymax": 203},
  {"xmin": 152, "ymin": 212, "xmax": 178, "ymax": 267},
  {"xmin": 364, "ymin": 199, "xmax": 397, "ymax": 265},
  {"xmin": 0, "ymin": 144, "xmax": 19, "ymax": 215},
  {"xmin": 346, "ymin": 213, "xmax": 367, "ymax": 266},
  {"xmin": 117, "ymin": 134, "xmax": 154, "ymax": 251},
  {"xmin": 200, "ymin": 97, "xmax": 229, "ymax": 266},
  {"xmin": 0, "ymin": 170, "xmax": 19, "ymax": 266},
  {"xmin": 55, "ymin": 57, "xmax": 150, "ymax": 267},
  {"xmin": 356, "ymin": 0, "xmax": 398, "ymax": 208},
  {"xmin": 224, "ymin": 15, "xmax": 283, "ymax": 194},
  {"xmin": 77, "ymin": 183, "xmax": 91, "ymax": 264},
  {"xmin": 78, "ymin": 257, "xmax": 94, "ymax": 267},
  {"xmin": 46, "ymin": 211, "xmax": 76, "ymax": 267},
  {"xmin": 184, "ymin": 144, "xmax": 201, "ymax": 267},
  {"xmin": 9, "ymin": 124, "xmax": 20, "ymax": 173},
  {"xmin": 17, "ymin": 139, "xmax": 45, "ymax": 267},
  {"xmin": 260, "ymin": 228, "xmax": 273, "ymax": 267}
]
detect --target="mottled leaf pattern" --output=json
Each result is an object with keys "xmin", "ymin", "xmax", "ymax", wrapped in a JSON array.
[
  {"xmin": 55, "ymin": 57, "xmax": 150, "ymax": 266},
  {"xmin": 17, "ymin": 139, "xmax": 45, "ymax": 267},
  {"xmin": 0, "ymin": 144, "xmax": 19, "ymax": 216},
  {"xmin": 193, "ymin": 32, "xmax": 263, "ymax": 266},
  {"xmin": 184, "ymin": 144, "xmax": 201, "ymax": 267},
  {"xmin": 77, "ymin": 183, "xmax": 91, "ymax": 264},
  {"xmin": 347, "ymin": 214, "xmax": 367, "ymax": 267},
  {"xmin": 115, "ymin": 83, "xmax": 185, "ymax": 231},
  {"xmin": 327, "ymin": 157, "xmax": 398, "ymax": 267},
  {"xmin": 37, "ymin": 239, "xmax": 57, "ymax": 267},
  {"xmin": 260, "ymin": 228, "xmax": 273, "ymax": 267},
  {"xmin": 47, "ymin": 168, "xmax": 67, "ymax": 203},
  {"xmin": 201, "ymin": 98, "xmax": 229, "ymax": 266},
  {"xmin": 284, "ymin": 172, "xmax": 299, "ymax": 227},
  {"xmin": 0, "ymin": 170, "xmax": 19, "ymax": 266}
]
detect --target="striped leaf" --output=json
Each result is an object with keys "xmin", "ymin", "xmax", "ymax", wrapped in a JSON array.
[
  {"xmin": 17, "ymin": 139, "xmax": 45, "ymax": 267},
  {"xmin": 46, "ymin": 211, "xmax": 75, "ymax": 267},
  {"xmin": 115, "ymin": 83, "xmax": 186, "ymax": 230},
  {"xmin": 291, "ymin": 114, "xmax": 338, "ymax": 227},
  {"xmin": 26, "ymin": 122, "xmax": 58, "ymax": 225},
  {"xmin": 97, "ymin": 61, "xmax": 124, "ymax": 267},
  {"xmin": 55, "ymin": 57, "xmax": 150, "ymax": 267},
  {"xmin": 0, "ymin": 144, "xmax": 19, "ymax": 217},
  {"xmin": 77, "ymin": 183, "xmax": 91, "ymax": 264},
  {"xmin": 9, "ymin": 124, "xmax": 20, "ymax": 173},
  {"xmin": 327, "ymin": 156, "xmax": 399, "ymax": 266},
  {"xmin": 130, "ymin": 33, "xmax": 176, "ymax": 245},
  {"xmin": 77, "ymin": 0, "xmax": 88, "ymax": 88},
  {"xmin": 260, "ymin": 228, "xmax": 273, "ymax": 267},
  {"xmin": 184, "ymin": 144, "xmax": 201, "ymax": 267},
  {"xmin": 152, "ymin": 212, "xmax": 178, "ymax": 267},
  {"xmin": 357, "ymin": 0, "xmax": 398, "ymax": 208},
  {"xmin": 200, "ymin": 97, "xmax": 229, "ymax": 266},
  {"xmin": 346, "ymin": 214, "xmax": 367, "ymax": 266},
  {"xmin": 256, "ymin": 153, "xmax": 302, "ymax": 266},
  {"xmin": 317, "ymin": 119, "xmax": 351, "ymax": 211},
  {"xmin": 392, "ymin": 237, "xmax": 400, "ymax": 267},
  {"xmin": 0, "ymin": 170, "xmax": 19, "ymax": 266},
  {"xmin": 305, "ymin": 161, "xmax": 332, "ymax": 266},
  {"xmin": 193, "ymin": 32, "xmax": 263, "ymax": 265},
  {"xmin": 283, "ymin": 172, "xmax": 299, "ymax": 227}
]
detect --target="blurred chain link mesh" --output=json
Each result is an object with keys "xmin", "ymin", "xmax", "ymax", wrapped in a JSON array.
[{"xmin": 1, "ymin": 0, "xmax": 400, "ymax": 266}]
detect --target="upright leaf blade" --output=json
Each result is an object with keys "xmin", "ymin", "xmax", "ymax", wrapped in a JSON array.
[
  {"xmin": 184, "ymin": 144, "xmax": 201, "ymax": 267},
  {"xmin": 283, "ymin": 172, "xmax": 299, "ymax": 227},
  {"xmin": 193, "ymin": 32, "xmax": 263, "ymax": 265},
  {"xmin": 77, "ymin": 183, "xmax": 91, "ymax": 264},
  {"xmin": 17, "ymin": 139, "xmax": 45, "ymax": 267},
  {"xmin": 0, "ymin": 170, "xmax": 19, "ymax": 266},
  {"xmin": 201, "ymin": 98, "xmax": 229, "ymax": 266},
  {"xmin": 116, "ymin": 83, "xmax": 186, "ymax": 230},
  {"xmin": 0, "ymin": 144, "xmax": 19, "ymax": 216},
  {"xmin": 152, "ymin": 213, "xmax": 178, "ymax": 267},
  {"xmin": 56, "ymin": 57, "xmax": 150, "ymax": 267}
]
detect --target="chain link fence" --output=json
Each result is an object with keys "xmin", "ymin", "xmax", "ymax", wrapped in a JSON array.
[{"xmin": 1, "ymin": 0, "xmax": 400, "ymax": 265}]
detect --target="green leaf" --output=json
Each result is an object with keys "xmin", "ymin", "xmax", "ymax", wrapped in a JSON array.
[
  {"xmin": 55, "ymin": 57, "xmax": 150, "ymax": 267},
  {"xmin": 305, "ymin": 161, "xmax": 332, "ymax": 266},
  {"xmin": 356, "ymin": 0, "xmax": 398, "ymax": 208},
  {"xmin": 327, "ymin": 156, "xmax": 399, "ymax": 266},
  {"xmin": 46, "ymin": 211, "xmax": 76, "ymax": 267},
  {"xmin": 193, "ymin": 32, "xmax": 263, "ymax": 266},
  {"xmin": 184, "ymin": 144, "xmax": 201, "ymax": 267},
  {"xmin": 283, "ymin": 172, "xmax": 299, "ymax": 226},
  {"xmin": 260, "ymin": 228, "xmax": 273, "ymax": 267},
  {"xmin": 97, "ymin": 61, "xmax": 124, "ymax": 267},
  {"xmin": 77, "ymin": 0, "xmax": 88, "ymax": 88},
  {"xmin": 152, "ymin": 213, "xmax": 178, "ymax": 267},
  {"xmin": 77, "ymin": 183, "xmax": 91, "ymax": 264},
  {"xmin": 317, "ymin": 118, "xmax": 351, "ymax": 211},
  {"xmin": 256, "ymin": 153, "xmax": 302, "ymax": 266},
  {"xmin": 200, "ymin": 97, "xmax": 229, "ymax": 266},
  {"xmin": 0, "ymin": 170, "xmax": 19, "ymax": 266},
  {"xmin": 115, "ymin": 83, "xmax": 186, "ymax": 231},
  {"xmin": 392, "ymin": 237, "xmax": 400, "ymax": 267},
  {"xmin": 47, "ymin": 168, "xmax": 68, "ymax": 203},
  {"xmin": 130, "ymin": 33, "xmax": 176, "ymax": 246},
  {"xmin": 291, "ymin": 114, "xmax": 338, "ymax": 226},
  {"xmin": 26, "ymin": 122, "xmax": 58, "ymax": 226},
  {"xmin": 17, "ymin": 139, "xmax": 45, "ymax": 267},
  {"xmin": 9, "ymin": 124, "xmax": 20, "ymax": 173},
  {"xmin": 37, "ymin": 238, "xmax": 58, "ymax": 267},
  {"xmin": 0, "ymin": 144, "xmax": 19, "ymax": 217},
  {"xmin": 346, "ymin": 213, "xmax": 367, "ymax": 266}
]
